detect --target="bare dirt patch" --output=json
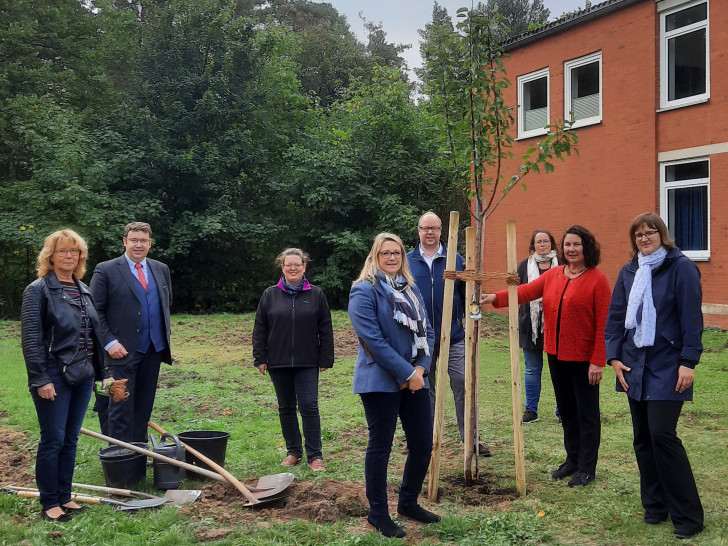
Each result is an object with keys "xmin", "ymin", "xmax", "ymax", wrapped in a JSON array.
[
  {"xmin": 334, "ymin": 324, "xmax": 359, "ymax": 359},
  {"xmin": 0, "ymin": 428, "xmax": 34, "ymax": 486}
]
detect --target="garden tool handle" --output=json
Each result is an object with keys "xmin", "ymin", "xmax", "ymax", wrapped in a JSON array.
[{"xmin": 148, "ymin": 421, "xmax": 259, "ymax": 504}]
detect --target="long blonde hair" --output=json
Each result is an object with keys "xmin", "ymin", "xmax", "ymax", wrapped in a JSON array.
[
  {"xmin": 354, "ymin": 232, "xmax": 414, "ymax": 286},
  {"xmin": 36, "ymin": 229, "xmax": 89, "ymax": 279}
]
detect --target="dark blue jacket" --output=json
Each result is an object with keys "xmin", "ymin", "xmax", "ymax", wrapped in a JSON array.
[
  {"xmin": 349, "ymin": 280, "xmax": 434, "ymax": 394},
  {"xmin": 406, "ymin": 243, "xmax": 466, "ymax": 344},
  {"xmin": 604, "ymin": 248, "xmax": 703, "ymax": 402}
]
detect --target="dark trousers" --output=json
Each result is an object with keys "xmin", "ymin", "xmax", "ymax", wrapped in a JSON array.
[
  {"xmin": 360, "ymin": 389, "xmax": 433, "ymax": 518},
  {"xmin": 268, "ymin": 367, "xmax": 322, "ymax": 462},
  {"xmin": 628, "ymin": 398, "xmax": 703, "ymax": 531},
  {"xmin": 103, "ymin": 350, "xmax": 163, "ymax": 443},
  {"xmin": 548, "ymin": 355, "xmax": 600, "ymax": 475},
  {"xmin": 30, "ymin": 365, "xmax": 93, "ymax": 511},
  {"xmin": 430, "ymin": 340, "xmax": 467, "ymax": 441}
]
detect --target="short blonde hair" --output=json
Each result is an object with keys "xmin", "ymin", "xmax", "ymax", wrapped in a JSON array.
[
  {"xmin": 36, "ymin": 229, "xmax": 89, "ymax": 279},
  {"xmin": 354, "ymin": 232, "xmax": 414, "ymax": 286}
]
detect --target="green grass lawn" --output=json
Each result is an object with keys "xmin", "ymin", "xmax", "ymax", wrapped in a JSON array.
[{"xmin": 1, "ymin": 313, "xmax": 726, "ymax": 545}]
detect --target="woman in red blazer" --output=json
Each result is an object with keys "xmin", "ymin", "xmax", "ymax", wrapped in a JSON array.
[{"xmin": 482, "ymin": 225, "xmax": 611, "ymax": 487}]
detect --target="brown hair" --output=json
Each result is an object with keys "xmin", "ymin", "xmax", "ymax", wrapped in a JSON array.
[
  {"xmin": 275, "ymin": 248, "xmax": 310, "ymax": 267},
  {"xmin": 559, "ymin": 225, "xmax": 601, "ymax": 268},
  {"xmin": 354, "ymin": 232, "xmax": 414, "ymax": 286},
  {"xmin": 528, "ymin": 229, "xmax": 557, "ymax": 254},
  {"xmin": 628, "ymin": 212, "xmax": 675, "ymax": 257},
  {"xmin": 124, "ymin": 222, "xmax": 152, "ymax": 238},
  {"xmin": 36, "ymin": 229, "xmax": 89, "ymax": 279}
]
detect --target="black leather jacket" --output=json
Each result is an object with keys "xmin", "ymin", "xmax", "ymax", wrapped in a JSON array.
[{"xmin": 21, "ymin": 271, "xmax": 111, "ymax": 389}]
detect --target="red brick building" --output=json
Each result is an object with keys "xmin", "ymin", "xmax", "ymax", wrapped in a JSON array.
[{"xmin": 482, "ymin": 0, "xmax": 728, "ymax": 328}]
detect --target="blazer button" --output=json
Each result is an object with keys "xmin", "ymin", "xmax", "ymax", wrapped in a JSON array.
[
  {"xmin": 136, "ymin": 329, "xmax": 140, "ymax": 333},
  {"xmin": 138, "ymin": 312, "xmax": 142, "ymax": 316}
]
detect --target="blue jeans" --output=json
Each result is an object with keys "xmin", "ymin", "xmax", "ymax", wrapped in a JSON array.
[
  {"xmin": 30, "ymin": 365, "xmax": 93, "ymax": 511},
  {"xmin": 360, "ymin": 389, "xmax": 433, "ymax": 517},
  {"xmin": 268, "ymin": 367, "xmax": 322, "ymax": 462},
  {"xmin": 523, "ymin": 348, "xmax": 559, "ymax": 416}
]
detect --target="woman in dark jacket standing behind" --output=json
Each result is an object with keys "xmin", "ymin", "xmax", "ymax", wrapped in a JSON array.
[
  {"xmin": 605, "ymin": 213, "xmax": 704, "ymax": 540},
  {"xmin": 517, "ymin": 229, "xmax": 560, "ymax": 425},
  {"xmin": 21, "ymin": 229, "xmax": 112, "ymax": 522},
  {"xmin": 253, "ymin": 248, "xmax": 334, "ymax": 471}
]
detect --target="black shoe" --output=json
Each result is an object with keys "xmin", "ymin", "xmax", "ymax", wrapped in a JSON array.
[
  {"xmin": 397, "ymin": 504, "xmax": 441, "ymax": 524},
  {"xmin": 522, "ymin": 410, "xmax": 539, "ymax": 424},
  {"xmin": 674, "ymin": 526, "xmax": 703, "ymax": 540},
  {"xmin": 474, "ymin": 442, "xmax": 492, "ymax": 457},
  {"xmin": 40, "ymin": 510, "xmax": 72, "ymax": 523},
  {"xmin": 366, "ymin": 514, "xmax": 406, "ymax": 538},
  {"xmin": 62, "ymin": 504, "xmax": 89, "ymax": 513},
  {"xmin": 551, "ymin": 462, "xmax": 577, "ymax": 480},
  {"xmin": 567, "ymin": 471, "xmax": 595, "ymax": 487},
  {"xmin": 643, "ymin": 513, "xmax": 668, "ymax": 525}
]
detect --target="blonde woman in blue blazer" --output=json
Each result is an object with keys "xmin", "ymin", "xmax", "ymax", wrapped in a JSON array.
[{"xmin": 348, "ymin": 232, "xmax": 438, "ymax": 539}]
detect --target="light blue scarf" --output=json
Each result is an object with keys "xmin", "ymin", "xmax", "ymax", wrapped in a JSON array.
[{"xmin": 625, "ymin": 246, "xmax": 667, "ymax": 347}]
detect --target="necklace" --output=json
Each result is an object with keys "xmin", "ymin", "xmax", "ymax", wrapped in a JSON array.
[{"xmin": 567, "ymin": 266, "xmax": 587, "ymax": 276}]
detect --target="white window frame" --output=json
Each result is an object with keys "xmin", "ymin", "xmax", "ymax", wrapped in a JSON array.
[
  {"xmin": 659, "ymin": 0, "xmax": 709, "ymax": 110},
  {"xmin": 659, "ymin": 157, "xmax": 710, "ymax": 260},
  {"xmin": 563, "ymin": 52, "xmax": 602, "ymax": 129},
  {"xmin": 517, "ymin": 68, "xmax": 549, "ymax": 139}
]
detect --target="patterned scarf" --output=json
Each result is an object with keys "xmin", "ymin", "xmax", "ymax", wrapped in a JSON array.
[
  {"xmin": 282, "ymin": 277, "xmax": 305, "ymax": 296},
  {"xmin": 376, "ymin": 271, "xmax": 430, "ymax": 356},
  {"xmin": 625, "ymin": 246, "xmax": 667, "ymax": 347},
  {"xmin": 527, "ymin": 251, "xmax": 558, "ymax": 344}
]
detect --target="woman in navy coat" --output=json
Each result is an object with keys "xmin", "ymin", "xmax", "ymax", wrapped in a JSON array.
[
  {"xmin": 348, "ymin": 232, "xmax": 438, "ymax": 539},
  {"xmin": 605, "ymin": 212, "xmax": 703, "ymax": 540}
]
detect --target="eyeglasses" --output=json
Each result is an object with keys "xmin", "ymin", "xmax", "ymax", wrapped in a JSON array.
[
  {"xmin": 379, "ymin": 250, "xmax": 402, "ymax": 259},
  {"xmin": 418, "ymin": 226, "xmax": 441, "ymax": 233},
  {"xmin": 126, "ymin": 238, "xmax": 151, "ymax": 245},
  {"xmin": 633, "ymin": 230, "xmax": 659, "ymax": 240},
  {"xmin": 54, "ymin": 249, "xmax": 79, "ymax": 256},
  {"xmin": 283, "ymin": 263, "xmax": 304, "ymax": 269}
]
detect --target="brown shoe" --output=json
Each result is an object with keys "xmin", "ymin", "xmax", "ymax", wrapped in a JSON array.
[
  {"xmin": 308, "ymin": 458, "xmax": 325, "ymax": 471},
  {"xmin": 281, "ymin": 455, "xmax": 300, "ymax": 467}
]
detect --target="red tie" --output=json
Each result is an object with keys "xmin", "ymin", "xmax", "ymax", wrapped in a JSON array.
[{"xmin": 135, "ymin": 262, "xmax": 148, "ymax": 291}]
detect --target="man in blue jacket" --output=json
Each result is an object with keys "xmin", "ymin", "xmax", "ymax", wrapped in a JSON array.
[{"xmin": 407, "ymin": 212, "xmax": 490, "ymax": 456}]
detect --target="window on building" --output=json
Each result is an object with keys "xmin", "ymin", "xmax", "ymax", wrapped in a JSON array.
[
  {"xmin": 660, "ymin": 0, "xmax": 709, "ymax": 109},
  {"xmin": 660, "ymin": 158, "xmax": 710, "ymax": 260},
  {"xmin": 564, "ymin": 52, "xmax": 601, "ymax": 128},
  {"xmin": 517, "ymin": 68, "xmax": 549, "ymax": 139}
]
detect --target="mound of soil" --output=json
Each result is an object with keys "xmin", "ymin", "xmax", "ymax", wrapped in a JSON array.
[{"xmin": 0, "ymin": 429, "xmax": 34, "ymax": 486}]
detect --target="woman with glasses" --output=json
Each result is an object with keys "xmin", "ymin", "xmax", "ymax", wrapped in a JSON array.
[
  {"xmin": 517, "ymin": 229, "xmax": 560, "ymax": 425},
  {"xmin": 605, "ymin": 213, "xmax": 704, "ymax": 540},
  {"xmin": 481, "ymin": 226, "xmax": 611, "ymax": 487},
  {"xmin": 21, "ymin": 230, "xmax": 113, "ymax": 522},
  {"xmin": 348, "ymin": 233, "xmax": 438, "ymax": 539},
  {"xmin": 253, "ymin": 248, "xmax": 334, "ymax": 471}
]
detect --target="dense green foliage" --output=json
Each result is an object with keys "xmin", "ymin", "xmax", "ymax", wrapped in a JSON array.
[{"xmin": 0, "ymin": 0, "xmax": 452, "ymax": 315}]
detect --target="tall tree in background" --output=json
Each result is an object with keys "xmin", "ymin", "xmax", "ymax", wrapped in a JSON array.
[{"xmin": 481, "ymin": 0, "xmax": 550, "ymax": 38}]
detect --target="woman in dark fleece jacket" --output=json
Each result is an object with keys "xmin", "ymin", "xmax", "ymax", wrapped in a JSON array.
[{"xmin": 252, "ymin": 248, "xmax": 334, "ymax": 471}]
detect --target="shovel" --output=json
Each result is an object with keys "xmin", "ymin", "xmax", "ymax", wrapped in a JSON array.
[
  {"xmin": 72, "ymin": 482, "xmax": 201, "ymax": 506},
  {"xmin": 148, "ymin": 421, "xmax": 294, "ymax": 501},
  {"xmin": 5, "ymin": 488, "xmax": 168, "ymax": 511}
]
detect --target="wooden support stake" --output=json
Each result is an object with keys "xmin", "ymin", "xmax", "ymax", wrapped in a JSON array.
[
  {"xmin": 463, "ymin": 226, "xmax": 476, "ymax": 482},
  {"xmin": 506, "ymin": 220, "xmax": 526, "ymax": 496},
  {"xmin": 427, "ymin": 211, "xmax": 459, "ymax": 502}
]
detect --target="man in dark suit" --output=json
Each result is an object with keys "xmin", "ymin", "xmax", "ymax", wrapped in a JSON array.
[{"xmin": 91, "ymin": 222, "xmax": 172, "ymax": 442}]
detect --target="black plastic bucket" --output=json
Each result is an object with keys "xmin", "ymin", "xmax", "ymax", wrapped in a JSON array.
[
  {"xmin": 98, "ymin": 442, "xmax": 148, "ymax": 488},
  {"xmin": 151, "ymin": 433, "xmax": 186, "ymax": 490},
  {"xmin": 177, "ymin": 431, "xmax": 230, "ymax": 478}
]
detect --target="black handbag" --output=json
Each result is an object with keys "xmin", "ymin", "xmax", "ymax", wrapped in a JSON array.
[{"xmin": 60, "ymin": 351, "xmax": 95, "ymax": 386}]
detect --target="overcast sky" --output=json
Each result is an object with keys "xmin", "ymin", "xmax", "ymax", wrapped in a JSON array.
[{"xmin": 316, "ymin": 0, "xmax": 591, "ymax": 77}]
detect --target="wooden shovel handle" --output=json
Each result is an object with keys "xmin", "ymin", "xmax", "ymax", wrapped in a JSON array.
[
  {"xmin": 13, "ymin": 489, "xmax": 103, "ymax": 504},
  {"xmin": 148, "ymin": 421, "xmax": 259, "ymax": 504}
]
